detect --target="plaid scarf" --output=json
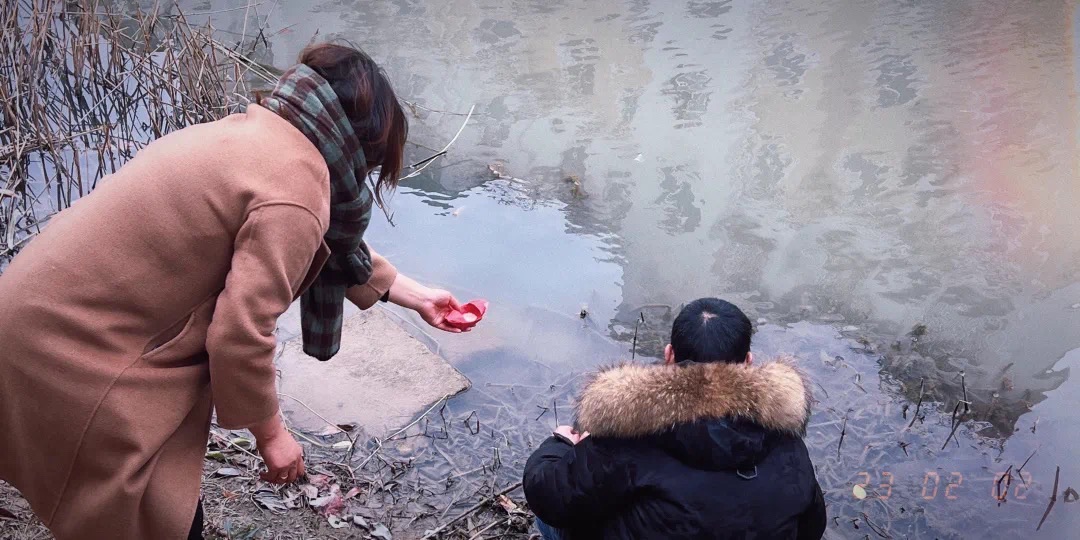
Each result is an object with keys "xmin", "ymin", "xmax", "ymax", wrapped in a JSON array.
[{"xmin": 260, "ymin": 64, "xmax": 374, "ymax": 361}]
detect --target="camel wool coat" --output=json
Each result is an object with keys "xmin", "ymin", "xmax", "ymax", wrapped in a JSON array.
[{"xmin": 0, "ymin": 105, "xmax": 397, "ymax": 539}]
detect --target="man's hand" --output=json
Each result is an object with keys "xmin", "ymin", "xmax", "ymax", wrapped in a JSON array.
[
  {"xmin": 250, "ymin": 416, "xmax": 305, "ymax": 484},
  {"xmin": 554, "ymin": 425, "xmax": 590, "ymax": 445}
]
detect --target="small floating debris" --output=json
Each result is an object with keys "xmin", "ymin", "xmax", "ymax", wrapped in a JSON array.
[
  {"xmin": 565, "ymin": 174, "xmax": 587, "ymax": 199},
  {"xmin": 488, "ymin": 161, "xmax": 510, "ymax": 178},
  {"xmin": 488, "ymin": 161, "xmax": 525, "ymax": 183}
]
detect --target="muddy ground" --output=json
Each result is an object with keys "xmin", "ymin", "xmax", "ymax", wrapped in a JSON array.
[{"xmin": 1, "ymin": 419, "xmax": 537, "ymax": 540}]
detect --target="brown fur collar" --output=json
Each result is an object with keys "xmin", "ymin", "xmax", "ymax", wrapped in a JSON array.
[{"xmin": 575, "ymin": 356, "xmax": 812, "ymax": 438}]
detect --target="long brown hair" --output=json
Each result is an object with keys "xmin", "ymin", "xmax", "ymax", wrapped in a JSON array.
[{"xmin": 292, "ymin": 43, "xmax": 407, "ymax": 208}]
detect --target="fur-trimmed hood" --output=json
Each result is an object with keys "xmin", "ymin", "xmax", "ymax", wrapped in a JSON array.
[{"xmin": 575, "ymin": 356, "xmax": 812, "ymax": 439}]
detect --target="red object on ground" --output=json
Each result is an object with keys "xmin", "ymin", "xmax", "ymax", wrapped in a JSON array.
[{"xmin": 445, "ymin": 299, "xmax": 489, "ymax": 330}]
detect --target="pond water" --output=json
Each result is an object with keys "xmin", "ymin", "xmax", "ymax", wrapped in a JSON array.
[{"xmin": 135, "ymin": 0, "xmax": 1080, "ymax": 536}]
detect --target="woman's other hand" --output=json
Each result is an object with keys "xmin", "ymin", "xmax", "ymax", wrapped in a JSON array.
[
  {"xmin": 387, "ymin": 274, "xmax": 467, "ymax": 333},
  {"xmin": 250, "ymin": 416, "xmax": 305, "ymax": 484}
]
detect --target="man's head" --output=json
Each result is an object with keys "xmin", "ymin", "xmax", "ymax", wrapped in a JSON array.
[{"xmin": 664, "ymin": 298, "xmax": 753, "ymax": 365}]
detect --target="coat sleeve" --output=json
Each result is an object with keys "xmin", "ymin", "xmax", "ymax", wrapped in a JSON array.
[
  {"xmin": 522, "ymin": 436, "xmax": 636, "ymax": 528},
  {"xmin": 344, "ymin": 245, "xmax": 398, "ymax": 309},
  {"xmin": 206, "ymin": 203, "xmax": 324, "ymax": 429},
  {"xmin": 797, "ymin": 476, "xmax": 828, "ymax": 540}
]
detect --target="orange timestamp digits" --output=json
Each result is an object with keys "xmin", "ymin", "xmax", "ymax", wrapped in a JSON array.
[{"xmin": 852, "ymin": 471, "xmax": 1033, "ymax": 501}]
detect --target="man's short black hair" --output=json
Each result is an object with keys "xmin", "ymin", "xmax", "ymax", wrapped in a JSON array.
[{"xmin": 670, "ymin": 298, "xmax": 752, "ymax": 364}]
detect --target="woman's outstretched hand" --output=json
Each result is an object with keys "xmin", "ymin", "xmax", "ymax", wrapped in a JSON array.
[
  {"xmin": 387, "ymin": 273, "xmax": 468, "ymax": 333},
  {"xmin": 415, "ymin": 288, "xmax": 467, "ymax": 333},
  {"xmin": 250, "ymin": 415, "xmax": 305, "ymax": 484}
]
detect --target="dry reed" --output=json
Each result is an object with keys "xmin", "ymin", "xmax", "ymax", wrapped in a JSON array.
[{"xmin": 0, "ymin": 0, "xmax": 275, "ymax": 263}]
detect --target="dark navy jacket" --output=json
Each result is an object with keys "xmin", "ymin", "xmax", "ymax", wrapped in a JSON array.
[{"xmin": 523, "ymin": 360, "xmax": 827, "ymax": 539}]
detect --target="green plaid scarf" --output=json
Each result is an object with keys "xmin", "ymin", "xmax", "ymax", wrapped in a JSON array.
[{"xmin": 260, "ymin": 64, "xmax": 374, "ymax": 361}]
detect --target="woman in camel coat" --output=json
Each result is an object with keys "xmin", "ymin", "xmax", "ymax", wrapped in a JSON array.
[{"xmin": 0, "ymin": 44, "xmax": 464, "ymax": 539}]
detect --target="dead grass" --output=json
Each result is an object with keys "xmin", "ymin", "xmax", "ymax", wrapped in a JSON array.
[{"xmin": 0, "ymin": 0, "xmax": 274, "ymax": 263}]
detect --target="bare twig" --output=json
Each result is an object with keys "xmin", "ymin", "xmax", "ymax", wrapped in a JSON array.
[
  {"xmin": 860, "ymin": 512, "xmax": 893, "ymax": 539},
  {"xmin": 907, "ymin": 378, "xmax": 925, "ymax": 428},
  {"xmin": 400, "ymin": 104, "xmax": 476, "ymax": 181},
  {"xmin": 1016, "ymin": 447, "xmax": 1038, "ymax": 485},
  {"xmin": 353, "ymin": 394, "xmax": 454, "ymax": 473},
  {"xmin": 1036, "ymin": 466, "xmax": 1060, "ymax": 531},
  {"xmin": 421, "ymin": 482, "xmax": 523, "ymax": 539},
  {"xmin": 403, "ymin": 100, "xmax": 478, "ymax": 117},
  {"xmin": 467, "ymin": 517, "xmax": 509, "ymax": 540},
  {"xmin": 208, "ymin": 429, "xmax": 261, "ymax": 462},
  {"xmin": 837, "ymin": 415, "xmax": 848, "ymax": 459},
  {"xmin": 814, "ymin": 380, "xmax": 830, "ymax": 399},
  {"xmin": 995, "ymin": 465, "xmax": 1013, "ymax": 503},
  {"xmin": 278, "ymin": 392, "xmax": 348, "ymax": 435},
  {"xmin": 631, "ymin": 311, "xmax": 644, "ymax": 360},
  {"xmin": 407, "ymin": 150, "xmax": 448, "ymax": 169},
  {"xmin": 960, "ymin": 371, "xmax": 969, "ymax": 413},
  {"xmin": 941, "ymin": 399, "xmax": 967, "ymax": 450}
]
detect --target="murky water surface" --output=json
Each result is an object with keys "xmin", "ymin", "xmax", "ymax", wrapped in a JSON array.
[{"xmin": 130, "ymin": 0, "xmax": 1080, "ymax": 536}]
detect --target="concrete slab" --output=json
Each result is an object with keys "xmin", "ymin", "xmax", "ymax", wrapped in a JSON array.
[{"xmin": 274, "ymin": 304, "xmax": 470, "ymax": 437}]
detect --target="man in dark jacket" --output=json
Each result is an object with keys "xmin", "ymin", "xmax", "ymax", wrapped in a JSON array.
[{"xmin": 523, "ymin": 298, "xmax": 827, "ymax": 539}]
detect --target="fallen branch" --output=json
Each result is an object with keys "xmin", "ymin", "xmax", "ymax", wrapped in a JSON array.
[
  {"xmin": 960, "ymin": 371, "xmax": 969, "ymax": 413},
  {"xmin": 631, "ymin": 312, "xmax": 644, "ymax": 360},
  {"xmin": 208, "ymin": 430, "xmax": 261, "ymax": 462},
  {"xmin": 995, "ymin": 465, "xmax": 1013, "ymax": 504},
  {"xmin": 1016, "ymin": 447, "xmax": 1038, "ymax": 486},
  {"xmin": 421, "ymin": 481, "xmax": 523, "ymax": 539},
  {"xmin": 353, "ymin": 393, "xmax": 455, "ymax": 473},
  {"xmin": 400, "ymin": 104, "xmax": 476, "ymax": 181},
  {"xmin": 407, "ymin": 150, "xmax": 447, "ymax": 170},
  {"xmin": 941, "ymin": 399, "xmax": 967, "ymax": 450},
  {"xmin": 279, "ymin": 392, "xmax": 348, "ymax": 435},
  {"xmin": 403, "ymin": 100, "xmax": 479, "ymax": 117},
  {"xmin": 907, "ymin": 378, "xmax": 925, "ymax": 428},
  {"xmin": 860, "ymin": 511, "xmax": 892, "ymax": 539},
  {"xmin": 1035, "ymin": 466, "xmax": 1060, "ymax": 531},
  {"xmin": 468, "ymin": 517, "xmax": 510, "ymax": 540},
  {"xmin": 836, "ymin": 416, "xmax": 847, "ymax": 459}
]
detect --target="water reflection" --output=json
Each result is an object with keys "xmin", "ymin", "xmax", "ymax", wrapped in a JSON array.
[{"xmin": 720, "ymin": 0, "xmax": 1080, "ymax": 436}]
